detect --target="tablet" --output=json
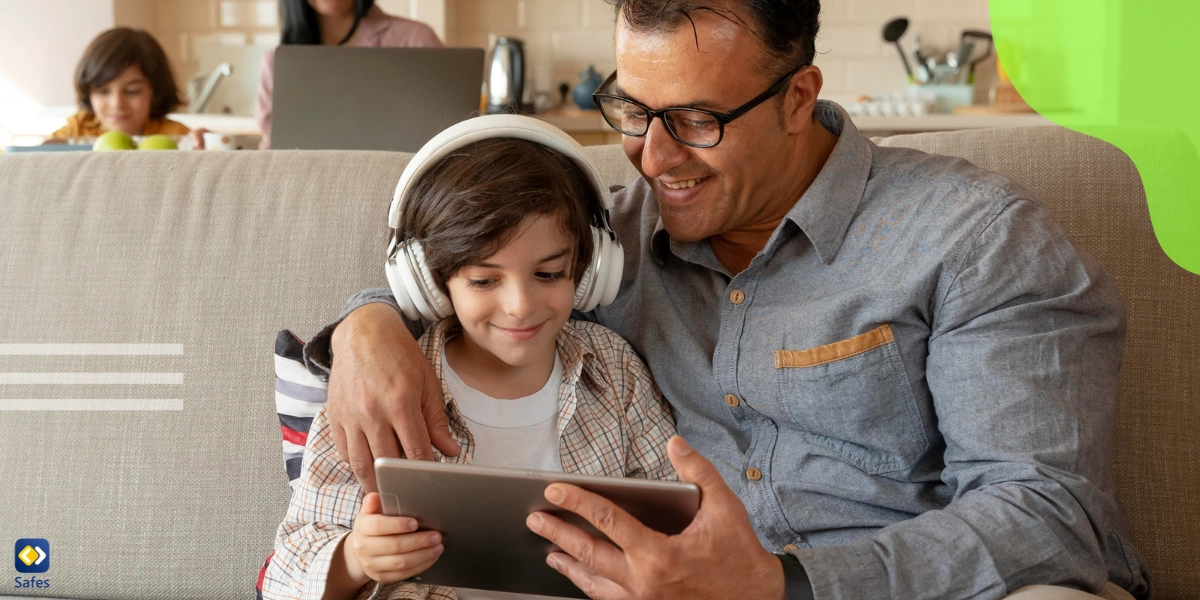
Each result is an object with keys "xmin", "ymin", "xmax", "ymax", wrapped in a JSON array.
[{"xmin": 374, "ymin": 458, "xmax": 701, "ymax": 598}]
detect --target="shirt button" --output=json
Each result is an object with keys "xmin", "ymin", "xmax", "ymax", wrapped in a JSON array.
[
  {"xmin": 746, "ymin": 467, "xmax": 762, "ymax": 480},
  {"xmin": 729, "ymin": 290, "xmax": 745, "ymax": 304},
  {"xmin": 783, "ymin": 544, "xmax": 799, "ymax": 552},
  {"xmin": 724, "ymin": 394, "xmax": 740, "ymax": 407}
]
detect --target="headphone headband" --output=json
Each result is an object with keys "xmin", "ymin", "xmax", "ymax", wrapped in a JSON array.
[
  {"xmin": 388, "ymin": 115, "xmax": 613, "ymax": 231},
  {"xmin": 385, "ymin": 114, "xmax": 624, "ymax": 321}
]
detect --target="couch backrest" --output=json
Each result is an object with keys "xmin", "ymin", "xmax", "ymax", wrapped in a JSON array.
[
  {"xmin": 0, "ymin": 150, "xmax": 409, "ymax": 598},
  {"xmin": 0, "ymin": 126, "xmax": 1195, "ymax": 598}
]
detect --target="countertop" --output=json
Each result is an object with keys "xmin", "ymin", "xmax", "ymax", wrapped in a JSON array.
[
  {"xmin": 5, "ymin": 105, "xmax": 1056, "ymax": 146},
  {"xmin": 536, "ymin": 107, "xmax": 1056, "ymax": 134}
]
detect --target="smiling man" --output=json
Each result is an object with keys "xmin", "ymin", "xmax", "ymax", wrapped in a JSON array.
[{"xmin": 302, "ymin": 1, "xmax": 1151, "ymax": 598}]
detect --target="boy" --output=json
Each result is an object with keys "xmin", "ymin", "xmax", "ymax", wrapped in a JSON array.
[{"xmin": 261, "ymin": 116, "xmax": 677, "ymax": 600}]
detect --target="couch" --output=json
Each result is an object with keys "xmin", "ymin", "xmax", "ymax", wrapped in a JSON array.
[{"xmin": 0, "ymin": 126, "xmax": 1196, "ymax": 599}]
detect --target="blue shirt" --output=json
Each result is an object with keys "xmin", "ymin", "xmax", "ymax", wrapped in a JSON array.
[{"xmin": 323, "ymin": 101, "xmax": 1150, "ymax": 599}]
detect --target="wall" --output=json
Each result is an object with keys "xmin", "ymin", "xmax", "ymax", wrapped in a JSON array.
[
  {"xmin": 107, "ymin": 0, "xmax": 450, "ymax": 116},
  {"xmin": 0, "ymin": 0, "xmax": 115, "ymax": 107},
  {"xmin": 2, "ymin": 0, "xmax": 995, "ymax": 125},
  {"xmin": 113, "ymin": 0, "xmax": 283, "ymax": 116},
  {"xmin": 445, "ymin": 0, "xmax": 996, "ymax": 107}
]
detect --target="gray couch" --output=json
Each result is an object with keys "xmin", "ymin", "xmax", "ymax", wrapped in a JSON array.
[{"xmin": 1, "ymin": 127, "xmax": 1196, "ymax": 599}]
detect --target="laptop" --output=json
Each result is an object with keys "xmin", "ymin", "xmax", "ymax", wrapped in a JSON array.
[{"xmin": 271, "ymin": 46, "xmax": 484, "ymax": 152}]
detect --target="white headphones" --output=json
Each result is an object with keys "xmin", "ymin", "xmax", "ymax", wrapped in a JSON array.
[{"xmin": 385, "ymin": 114, "xmax": 625, "ymax": 322}]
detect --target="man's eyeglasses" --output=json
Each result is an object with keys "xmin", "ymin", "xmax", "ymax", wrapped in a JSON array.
[{"xmin": 591, "ymin": 67, "xmax": 802, "ymax": 148}]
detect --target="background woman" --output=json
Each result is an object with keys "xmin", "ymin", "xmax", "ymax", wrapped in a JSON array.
[{"xmin": 256, "ymin": 0, "xmax": 442, "ymax": 148}]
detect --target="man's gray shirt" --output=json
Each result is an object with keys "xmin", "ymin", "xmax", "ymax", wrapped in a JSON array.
[{"xmin": 317, "ymin": 102, "xmax": 1150, "ymax": 599}]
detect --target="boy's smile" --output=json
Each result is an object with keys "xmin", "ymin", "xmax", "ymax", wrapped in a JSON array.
[{"xmin": 442, "ymin": 214, "xmax": 577, "ymax": 399}]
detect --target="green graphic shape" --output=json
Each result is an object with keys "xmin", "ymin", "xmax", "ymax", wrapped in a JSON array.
[{"xmin": 989, "ymin": 0, "xmax": 1200, "ymax": 274}]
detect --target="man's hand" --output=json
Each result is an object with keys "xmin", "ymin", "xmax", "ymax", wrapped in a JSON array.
[
  {"xmin": 526, "ymin": 436, "xmax": 786, "ymax": 600},
  {"xmin": 327, "ymin": 303, "xmax": 461, "ymax": 493}
]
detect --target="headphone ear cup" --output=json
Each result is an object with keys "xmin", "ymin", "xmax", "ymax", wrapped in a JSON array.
[
  {"xmin": 405, "ymin": 241, "xmax": 454, "ymax": 320},
  {"xmin": 573, "ymin": 227, "xmax": 602, "ymax": 311},
  {"xmin": 599, "ymin": 235, "xmax": 624, "ymax": 307},
  {"xmin": 385, "ymin": 245, "xmax": 424, "ymax": 322}
]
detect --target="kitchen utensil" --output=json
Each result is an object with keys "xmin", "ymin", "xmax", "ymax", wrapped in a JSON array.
[
  {"xmin": 882, "ymin": 17, "xmax": 914, "ymax": 82},
  {"xmin": 960, "ymin": 30, "xmax": 994, "ymax": 84},
  {"xmin": 558, "ymin": 82, "xmax": 570, "ymax": 107},
  {"xmin": 202, "ymin": 131, "xmax": 236, "ymax": 151},
  {"xmin": 912, "ymin": 34, "xmax": 931, "ymax": 83},
  {"xmin": 945, "ymin": 41, "xmax": 973, "ymax": 84},
  {"xmin": 486, "ymin": 37, "xmax": 529, "ymax": 113}
]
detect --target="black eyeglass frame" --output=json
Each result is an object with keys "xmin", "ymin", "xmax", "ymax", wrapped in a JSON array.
[{"xmin": 591, "ymin": 66, "xmax": 804, "ymax": 148}]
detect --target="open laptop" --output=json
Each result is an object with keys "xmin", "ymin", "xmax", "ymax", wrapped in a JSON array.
[{"xmin": 271, "ymin": 46, "xmax": 484, "ymax": 152}]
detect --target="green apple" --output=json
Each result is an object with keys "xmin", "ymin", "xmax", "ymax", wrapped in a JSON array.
[
  {"xmin": 137, "ymin": 134, "xmax": 177, "ymax": 150},
  {"xmin": 92, "ymin": 131, "xmax": 136, "ymax": 151}
]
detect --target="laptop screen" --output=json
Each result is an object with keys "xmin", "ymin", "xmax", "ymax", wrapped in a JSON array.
[{"xmin": 271, "ymin": 46, "xmax": 485, "ymax": 152}]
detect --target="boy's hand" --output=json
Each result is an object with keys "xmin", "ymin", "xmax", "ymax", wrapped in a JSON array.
[
  {"xmin": 189, "ymin": 128, "xmax": 208, "ymax": 150},
  {"xmin": 346, "ymin": 493, "xmax": 445, "ymax": 585}
]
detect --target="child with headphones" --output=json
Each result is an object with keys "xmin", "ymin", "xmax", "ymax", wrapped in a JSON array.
[{"xmin": 261, "ymin": 116, "xmax": 677, "ymax": 600}]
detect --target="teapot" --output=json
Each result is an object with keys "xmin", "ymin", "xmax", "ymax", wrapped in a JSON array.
[{"xmin": 572, "ymin": 65, "xmax": 605, "ymax": 110}]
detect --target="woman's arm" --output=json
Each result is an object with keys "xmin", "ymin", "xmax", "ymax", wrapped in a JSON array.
[{"xmin": 255, "ymin": 49, "xmax": 275, "ymax": 149}]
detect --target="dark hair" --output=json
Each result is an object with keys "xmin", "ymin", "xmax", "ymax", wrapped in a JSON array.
[
  {"xmin": 281, "ymin": 0, "xmax": 376, "ymax": 45},
  {"xmin": 399, "ymin": 138, "xmax": 599, "ymax": 293},
  {"xmin": 607, "ymin": 0, "xmax": 820, "ymax": 77},
  {"xmin": 75, "ymin": 28, "xmax": 182, "ymax": 119}
]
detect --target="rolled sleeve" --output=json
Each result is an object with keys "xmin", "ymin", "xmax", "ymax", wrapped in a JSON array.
[{"xmin": 303, "ymin": 289, "xmax": 426, "ymax": 376}]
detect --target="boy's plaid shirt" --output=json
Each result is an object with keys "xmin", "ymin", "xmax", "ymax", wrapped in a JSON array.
[{"xmin": 261, "ymin": 319, "xmax": 679, "ymax": 600}]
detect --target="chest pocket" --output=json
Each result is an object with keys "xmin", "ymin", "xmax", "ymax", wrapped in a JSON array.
[{"xmin": 775, "ymin": 324, "xmax": 928, "ymax": 475}]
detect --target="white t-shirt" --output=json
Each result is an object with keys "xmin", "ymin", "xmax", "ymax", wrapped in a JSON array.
[
  {"xmin": 440, "ymin": 347, "xmax": 564, "ymax": 473},
  {"xmin": 440, "ymin": 348, "xmax": 568, "ymax": 600}
]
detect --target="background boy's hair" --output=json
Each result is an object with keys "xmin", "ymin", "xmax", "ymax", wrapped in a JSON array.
[
  {"xmin": 75, "ymin": 27, "xmax": 182, "ymax": 119},
  {"xmin": 400, "ymin": 137, "xmax": 600, "ymax": 292}
]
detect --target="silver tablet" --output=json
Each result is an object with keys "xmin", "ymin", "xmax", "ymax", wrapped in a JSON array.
[{"xmin": 374, "ymin": 458, "xmax": 701, "ymax": 598}]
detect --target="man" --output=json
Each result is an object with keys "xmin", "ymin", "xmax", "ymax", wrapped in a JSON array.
[{"xmin": 302, "ymin": 1, "xmax": 1151, "ymax": 598}]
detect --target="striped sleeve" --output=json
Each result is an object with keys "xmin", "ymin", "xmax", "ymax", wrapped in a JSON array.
[{"xmin": 275, "ymin": 330, "xmax": 328, "ymax": 489}]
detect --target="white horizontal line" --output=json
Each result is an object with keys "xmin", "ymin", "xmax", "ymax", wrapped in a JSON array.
[
  {"xmin": 0, "ymin": 399, "xmax": 184, "ymax": 411},
  {"xmin": 0, "ymin": 344, "xmax": 184, "ymax": 356},
  {"xmin": 0, "ymin": 373, "xmax": 184, "ymax": 384}
]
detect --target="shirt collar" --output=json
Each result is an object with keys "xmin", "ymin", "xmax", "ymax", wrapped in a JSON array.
[
  {"xmin": 423, "ymin": 318, "xmax": 597, "ymax": 411},
  {"xmin": 782, "ymin": 101, "xmax": 873, "ymax": 264},
  {"xmin": 649, "ymin": 100, "xmax": 873, "ymax": 266}
]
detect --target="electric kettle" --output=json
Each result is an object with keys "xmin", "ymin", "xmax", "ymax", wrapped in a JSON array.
[{"xmin": 486, "ymin": 37, "xmax": 528, "ymax": 114}]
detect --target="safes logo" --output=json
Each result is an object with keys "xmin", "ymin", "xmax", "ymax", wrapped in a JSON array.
[{"xmin": 14, "ymin": 539, "xmax": 49, "ymax": 574}]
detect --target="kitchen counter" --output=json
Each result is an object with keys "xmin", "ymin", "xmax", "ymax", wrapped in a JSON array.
[
  {"xmin": 534, "ymin": 107, "xmax": 1056, "ymax": 144},
  {"xmin": 169, "ymin": 113, "xmax": 260, "ymax": 135},
  {"xmin": 6, "ymin": 106, "xmax": 1056, "ymax": 149},
  {"xmin": 852, "ymin": 113, "xmax": 1054, "ymax": 135}
]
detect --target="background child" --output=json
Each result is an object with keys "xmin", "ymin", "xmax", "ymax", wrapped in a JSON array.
[
  {"xmin": 260, "ymin": 117, "xmax": 677, "ymax": 600},
  {"xmin": 50, "ymin": 27, "xmax": 202, "ymax": 145}
]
